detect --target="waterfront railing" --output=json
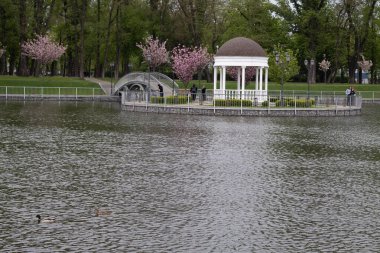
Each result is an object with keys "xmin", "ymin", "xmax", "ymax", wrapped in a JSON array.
[
  {"xmin": 0, "ymin": 86, "xmax": 105, "ymax": 100},
  {"xmin": 122, "ymin": 90, "xmax": 362, "ymax": 109},
  {"xmin": 0, "ymin": 86, "xmax": 372, "ymax": 106}
]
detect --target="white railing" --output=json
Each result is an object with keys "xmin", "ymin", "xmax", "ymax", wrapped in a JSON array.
[
  {"xmin": 0, "ymin": 86, "xmax": 370, "ymax": 107},
  {"xmin": 121, "ymin": 90, "xmax": 362, "ymax": 109},
  {"xmin": 214, "ymin": 89, "xmax": 267, "ymax": 102},
  {"xmin": 0, "ymin": 86, "xmax": 106, "ymax": 100}
]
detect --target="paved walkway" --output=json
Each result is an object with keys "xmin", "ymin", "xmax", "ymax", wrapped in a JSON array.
[{"xmin": 85, "ymin": 77, "xmax": 112, "ymax": 95}]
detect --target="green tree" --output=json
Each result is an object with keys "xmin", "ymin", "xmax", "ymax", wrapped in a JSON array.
[
  {"xmin": 268, "ymin": 45, "xmax": 299, "ymax": 84},
  {"xmin": 118, "ymin": 0, "xmax": 151, "ymax": 74},
  {"xmin": 222, "ymin": 0, "xmax": 286, "ymax": 51},
  {"xmin": 17, "ymin": 0, "xmax": 29, "ymax": 76},
  {"xmin": 174, "ymin": 0, "xmax": 209, "ymax": 46},
  {"xmin": 367, "ymin": 4, "xmax": 380, "ymax": 83},
  {"xmin": 270, "ymin": 1, "xmax": 329, "ymax": 83},
  {"xmin": 0, "ymin": 0, "xmax": 19, "ymax": 75},
  {"xmin": 341, "ymin": 0, "xmax": 378, "ymax": 83}
]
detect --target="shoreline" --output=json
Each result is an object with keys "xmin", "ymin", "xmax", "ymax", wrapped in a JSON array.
[
  {"xmin": 0, "ymin": 94, "xmax": 365, "ymax": 117},
  {"xmin": 121, "ymin": 102, "xmax": 361, "ymax": 117}
]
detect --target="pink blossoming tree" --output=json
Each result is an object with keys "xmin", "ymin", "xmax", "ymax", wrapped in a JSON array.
[
  {"xmin": 137, "ymin": 36, "xmax": 168, "ymax": 71},
  {"xmin": 357, "ymin": 54, "xmax": 373, "ymax": 71},
  {"xmin": 227, "ymin": 67, "xmax": 256, "ymax": 84},
  {"xmin": 319, "ymin": 59, "xmax": 331, "ymax": 83},
  {"xmin": 21, "ymin": 34, "xmax": 66, "ymax": 74},
  {"xmin": 171, "ymin": 45, "xmax": 211, "ymax": 88}
]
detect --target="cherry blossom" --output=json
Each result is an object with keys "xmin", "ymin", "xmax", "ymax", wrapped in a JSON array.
[
  {"xmin": 21, "ymin": 34, "xmax": 66, "ymax": 65},
  {"xmin": 227, "ymin": 67, "xmax": 256, "ymax": 83},
  {"xmin": 137, "ymin": 36, "xmax": 168, "ymax": 71},
  {"xmin": 318, "ymin": 59, "xmax": 331, "ymax": 72},
  {"xmin": 171, "ymin": 45, "xmax": 211, "ymax": 87},
  {"xmin": 357, "ymin": 55, "xmax": 373, "ymax": 71}
]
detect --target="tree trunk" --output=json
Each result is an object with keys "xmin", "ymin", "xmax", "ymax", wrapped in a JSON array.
[
  {"xmin": 33, "ymin": 0, "xmax": 43, "ymax": 34},
  {"xmin": 345, "ymin": 0, "xmax": 377, "ymax": 84},
  {"xmin": 8, "ymin": 53, "xmax": 16, "ymax": 75},
  {"xmin": 330, "ymin": 68, "xmax": 337, "ymax": 83},
  {"xmin": 101, "ymin": 0, "xmax": 116, "ymax": 78},
  {"xmin": 95, "ymin": 0, "xmax": 102, "ymax": 77},
  {"xmin": 370, "ymin": 19, "xmax": 376, "ymax": 84},
  {"xmin": 348, "ymin": 55, "xmax": 356, "ymax": 84},
  {"xmin": 62, "ymin": 0, "xmax": 79, "ymax": 77},
  {"xmin": 33, "ymin": 0, "xmax": 56, "ymax": 35},
  {"xmin": 0, "ymin": 55, "xmax": 7, "ymax": 75},
  {"xmin": 206, "ymin": 67, "xmax": 211, "ymax": 83},
  {"xmin": 79, "ymin": 0, "xmax": 88, "ymax": 79},
  {"xmin": 115, "ymin": 4, "xmax": 120, "ymax": 80},
  {"xmin": 312, "ymin": 64, "xmax": 316, "ymax": 84},
  {"xmin": 62, "ymin": 54, "xmax": 67, "ymax": 77},
  {"xmin": 50, "ymin": 61, "xmax": 57, "ymax": 76},
  {"xmin": 88, "ymin": 57, "xmax": 91, "ymax": 77},
  {"xmin": 17, "ymin": 0, "xmax": 29, "ymax": 76}
]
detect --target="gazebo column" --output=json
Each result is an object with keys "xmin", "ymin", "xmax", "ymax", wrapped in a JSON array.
[
  {"xmin": 255, "ymin": 67, "xmax": 259, "ymax": 98},
  {"xmin": 265, "ymin": 67, "xmax": 268, "ymax": 96},
  {"xmin": 237, "ymin": 67, "xmax": 241, "ymax": 99},
  {"xmin": 259, "ymin": 67, "xmax": 263, "ymax": 99},
  {"xmin": 213, "ymin": 66, "xmax": 217, "ymax": 91},
  {"xmin": 242, "ymin": 66, "xmax": 246, "ymax": 99},
  {"xmin": 219, "ymin": 67, "xmax": 223, "ymax": 96},
  {"xmin": 222, "ymin": 66, "xmax": 226, "ymax": 97}
]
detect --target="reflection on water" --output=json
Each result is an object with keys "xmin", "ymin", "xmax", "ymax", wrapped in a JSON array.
[{"xmin": 1, "ymin": 101, "xmax": 379, "ymax": 252}]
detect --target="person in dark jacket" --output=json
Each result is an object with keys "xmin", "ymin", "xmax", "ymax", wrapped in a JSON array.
[
  {"xmin": 190, "ymin": 84, "xmax": 197, "ymax": 101},
  {"xmin": 201, "ymin": 86, "xmax": 206, "ymax": 104},
  {"xmin": 158, "ymin": 84, "xmax": 164, "ymax": 97}
]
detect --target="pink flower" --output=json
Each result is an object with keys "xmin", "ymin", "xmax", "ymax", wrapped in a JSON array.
[
  {"xmin": 21, "ymin": 34, "xmax": 66, "ymax": 65},
  {"xmin": 227, "ymin": 67, "xmax": 256, "ymax": 83},
  {"xmin": 137, "ymin": 36, "xmax": 168, "ymax": 71},
  {"xmin": 171, "ymin": 45, "xmax": 211, "ymax": 86}
]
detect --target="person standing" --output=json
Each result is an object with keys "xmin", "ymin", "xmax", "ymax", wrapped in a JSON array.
[
  {"xmin": 201, "ymin": 86, "xmax": 207, "ymax": 104},
  {"xmin": 350, "ymin": 87, "xmax": 356, "ymax": 105},
  {"xmin": 158, "ymin": 84, "xmax": 163, "ymax": 97},
  {"xmin": 350, "ymin": 87, "xmax": 356, "ymax": 96},
  {"xmin": 346, "ymin": 86, "xmax": 351, "ymax": 105},
  {"xmin": 190, "ymin": 84, "xmax": 197, "ymax": 101}
]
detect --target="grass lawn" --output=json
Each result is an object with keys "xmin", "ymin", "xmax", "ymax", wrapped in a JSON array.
[
  {"xmin": 1, "ymin": 76, "xmax": 380, "ymax": 98},
  {"xmin": 179, "ymin": 79, "xmax": 380, "ymax": 92},
  {"xmin": 179, "ymin": 79, "xmax": 380, "ymax": 99},
  {"xmin": 0, "ymin": 76, "xmax": 104, "ymax": 95},
  {"xmin": 0, "ymin": 76, "xmax": 99, "ymax": 87}
]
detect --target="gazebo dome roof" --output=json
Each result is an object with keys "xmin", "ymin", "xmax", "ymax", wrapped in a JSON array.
[{"xmin": 215, "ymin": 37, "xmax": 267, "ymax": 57}]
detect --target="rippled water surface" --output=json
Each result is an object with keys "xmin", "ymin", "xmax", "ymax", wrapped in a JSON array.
[{"xmin": 1, "ymin": 101, "xmax": 379, "ymax": 252}]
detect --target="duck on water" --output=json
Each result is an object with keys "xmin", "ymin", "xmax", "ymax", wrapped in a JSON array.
[
  {"xmin": 36, "ymin": 215, "xmax": 56, "ymax": 223},
  {"xmin": 95, "ymin": 208, "xmax": 112, "ymax": 216}
]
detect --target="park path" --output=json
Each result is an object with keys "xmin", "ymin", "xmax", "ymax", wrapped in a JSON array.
[{"xmin": 85, "ymin": 77, "xmax": 112, "ymax": 95}]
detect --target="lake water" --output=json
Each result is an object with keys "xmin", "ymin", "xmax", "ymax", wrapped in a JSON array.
[{"xmin": 0, "ymin": 101, "xmax": 379, "ymax": 252}]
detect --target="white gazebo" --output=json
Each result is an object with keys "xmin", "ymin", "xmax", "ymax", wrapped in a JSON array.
[{"xmin": 213, "ymin": 37, "xmax": 269, "ymax": 102}]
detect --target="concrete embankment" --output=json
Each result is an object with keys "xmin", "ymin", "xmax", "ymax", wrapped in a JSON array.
[
  {"xmin": 0, "ymin": 94, "xmax": 364, "ymax": 117},
  {"xmin": 121, "ymin": 103, "xmax": 361, "ymax": 117},
  {"xmin": 0, "ymin": 95, "xmax": 121, "ymax": 102}
]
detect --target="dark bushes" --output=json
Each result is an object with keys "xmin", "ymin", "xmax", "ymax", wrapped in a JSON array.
[{"xmin": 214, "ymin": 99, "xmax": 253, "ymax": 107}]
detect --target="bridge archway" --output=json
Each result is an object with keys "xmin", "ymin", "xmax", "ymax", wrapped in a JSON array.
[{"xmin": 113, "ymin": 72, "xmax": 179, "ymax": 96}]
